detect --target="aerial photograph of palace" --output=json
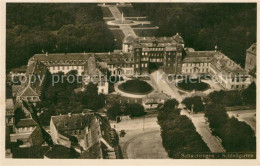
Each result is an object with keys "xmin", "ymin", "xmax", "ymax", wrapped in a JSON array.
[{"xmin": 5, "ymin": 3, "xmax": 256, "ymax": 159}]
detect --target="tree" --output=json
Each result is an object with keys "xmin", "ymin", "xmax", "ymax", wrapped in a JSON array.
[
  {"xmin": 157, "ymin": 98, "xmax": 210, "ymax": 158},
  {"xmin": 107, "ymin": 102, "xmax": 122, "ymax": 120},
  {"xmin": 125, "ymin": 103, "xmax": 145, "ymax": 117},
  {"xmin": 14, "ymin": 107, "xmax": 26, "ymax": 125},
  {"xmin": 82, "ymin": 82, "xmax": 98, "ymax": 110},
  {"xmin": 242, "ymin": 82, "xmax": 256, "ymax": 106},
  {"xmin": 182, "ymin": 96, "xmax": 205, "ymax": 113},
  {"xmin": 218, "ymin": 117, "xmax": 256, "ymax": 152},
  {"xmin": 205, "ymin": 104, "xmax": 228, "ymax": 130}
]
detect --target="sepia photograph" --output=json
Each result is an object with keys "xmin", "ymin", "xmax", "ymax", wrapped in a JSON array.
[{"xmin": 4, "ymin": 1, "xmax": 257, "ymax": 160}]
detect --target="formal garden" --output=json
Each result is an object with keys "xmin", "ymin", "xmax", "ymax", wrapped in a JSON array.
[
  {"xmin": 118, "ymin": 79, "xmax": 153, "ymax": 95},
  {"xmin": 176, "ymin": 78, "xmax": 210, "ymax": 92}
]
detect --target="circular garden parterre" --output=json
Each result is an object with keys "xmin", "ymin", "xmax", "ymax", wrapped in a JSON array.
[
  {"xmin": 176, "ymin": 77, "xmax": 210, "ymax": 92},
  {"xmin": 118, "ymin": 79, "xmax": 153, "ymax": 95}
]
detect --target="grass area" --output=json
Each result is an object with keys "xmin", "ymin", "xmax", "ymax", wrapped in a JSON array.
[
  {"xmin": 118, "ymin": 79, "xmax": 153, "ymax": 95},
  {"xmin": 111, "ymin": 30, "xmax": 125, "ymax": 49},
  {"xmin": 177, "ymin": 78, "xmax": 210, "ymax": 92},
  {"xmin": 117, "ymin": 7, "xmax": 145, "ymax": 17},
  {"xmin": 101, "ymin": 7, "xmax": 113, "ymax": 17},
  {"xmin": 133, "ymin": 29, "xmax": 157, "ymax": 37}
]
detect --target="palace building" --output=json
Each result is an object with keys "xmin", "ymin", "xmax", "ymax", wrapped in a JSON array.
[
  {"xmin": 13, "ymin": 33, "xmax": 253, "ymax": 104},
  {"xmin": 122, "ymin": 33, "xmax": 184, "ymax": 75}
]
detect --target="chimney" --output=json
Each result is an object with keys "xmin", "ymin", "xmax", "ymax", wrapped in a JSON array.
[
  {"xmin": 46, "ymin": 52, "xmax": 48, "ymax": 56},
  {"xmin": 108, "ymin": 51, "xmax": 111, "ymax": 55},
  {"xmin": 164, "ymin": 37, "xmax": 166, "ymax": 40},
  {"xmin": 68, "ymin": 113, "xmax": 71, "ymax": 117}
]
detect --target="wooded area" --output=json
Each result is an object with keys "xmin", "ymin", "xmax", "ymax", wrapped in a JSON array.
[{"xmin": 6, "ymin": 4, "xmax": 116, "ymax": 70}]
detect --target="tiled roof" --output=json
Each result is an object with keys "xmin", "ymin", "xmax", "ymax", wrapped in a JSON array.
[
  {"xmin": 51, "ymin": 113, "xmax": 94, "ymax": 131},
  {"xmin": 186, "ymin": 51, "xmax": 216, "ymax": 57},
  {"xmin": 143, "ymin": 92, "xmax": 170, "ymax": 104},
  {"xmin": 44, "ymin": 144, "xmax": 80, "ymax": 159},
  {"xmin": 183, "ymin": 51, "xmax": 216, "ymax": 63},
  {"xmin": 79, "ymin": 143, "xmax": 102, "ymax": 159},
  {"xmin": 211, "ymin": 51, "xmax": 247, "ymax": 76},
  {"xmin": 17, "ymin": 86, "xmax": 38, "ymax": 97},
  {"xmin": 16, "ymin": 118, "xmax": 38, "ymax": 128},
  {"xmin": 183, "ymin": 57, "xmax": 211, "ymax": 63},
  {"xmin": 32, "ymin": 53, "xmax": 92, "ymax": 62},
  {"xmin": 246, "ymin": 43, "xmax": 256, "ymax": 55},
  {"xmin": 12, "ymin": 85, "xmax": 21, "ymax": 94},
  {"xmin": 29, "ymin": 126, "xmax": 44, "ymax": 146}
]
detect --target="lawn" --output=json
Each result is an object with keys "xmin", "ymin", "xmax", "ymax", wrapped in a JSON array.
[
  {"xmin": 133, "ymin": 29, "xmax": 157, "ymax": 37},
  {"xmin": 101, "ymin": 7, "xmax": 113, "ymax": 17}
]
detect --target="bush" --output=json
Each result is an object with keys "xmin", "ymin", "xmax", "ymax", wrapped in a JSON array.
[
  {"xmin": 242, "ymin": 82, "xmax": 256, "ymax": 106},
  {"xmin": 107, "ymin": 102, "xmax": 122, "ymax": 120}
]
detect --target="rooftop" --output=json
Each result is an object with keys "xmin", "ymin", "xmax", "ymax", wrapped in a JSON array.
[
  {"xmin": 31, "ymin": 53, "xmax": 92, "ymax": 62},
  {"xmin": 211, "ymin": 51, "xmax": 247, "ymax": 76},
  {"xmin": 16, "ymin": 118, "xmax": 38, "ymax": 128},
  {"xmin": 44, "ymin": 144, "xmax": 80, "ymax": 159},
  {"xmin": 51, "ymin": 113, "xmax": 94, "ymax": 131}
]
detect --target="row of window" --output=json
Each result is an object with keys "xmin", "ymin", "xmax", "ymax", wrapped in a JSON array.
[
  {"xmin": 183, "ymin": 63, "xmax": 209, "ymax": 67},
  {"xmin": 183, "ymin": 68, "xmax": 209, "ymax": 73},
  {"xmin": 44, "ymin": 60, "xmax": 85, "ymax": 65},
  {"xmin": 108, "ymin": 64, "xmax": 133, "ymax": 69},
  {"xmin": 64, "ymin": 130, "xmax": 83, "ymax": 135},
  {"xmin": 150, "ymin": 58, "xmax": 163, "ymax": 62},
  {"xmin": 17, "ymin": 126, "xmax": 35, "ymax": 132},
  {"xmin": 148, "ymin": 47, "xmax": 164, "ymax": 51},
  {"xmin": 231, "ymin": 84, "xmax": 245, "ymax": 89},
  {"xmin": 136, "ymin": 63, "xmax": 148, "ymax": 68},
  {"xmin": 51, "ymin": 66, "xmax": 84, "ymax": 70}
]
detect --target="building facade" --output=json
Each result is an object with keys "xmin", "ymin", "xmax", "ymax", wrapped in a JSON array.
[
  {"xmin": 122, "ymin": 33, "xmax": 185, "ymax": 75},
  {"xmin": 50, "ymin": 113, "xmax": 117, "ymax": 159}
]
